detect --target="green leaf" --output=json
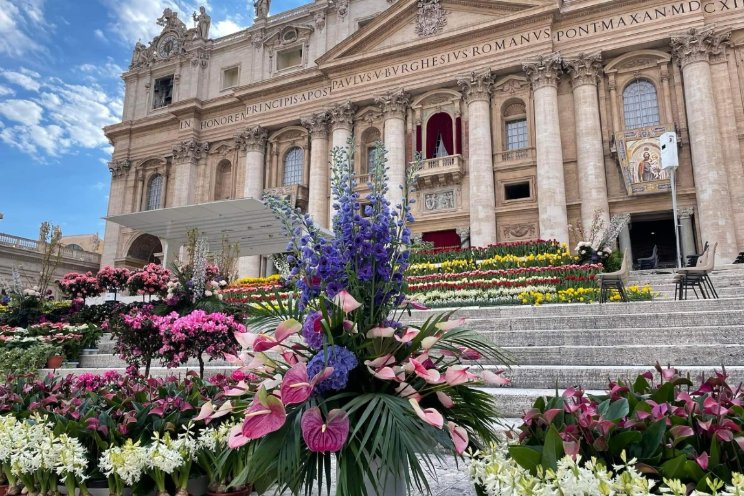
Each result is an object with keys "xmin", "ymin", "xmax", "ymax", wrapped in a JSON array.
[
  {"xmin": 541, "ymin": 425, "xmax": 564, "ymax": 471},
  {"xmin": 710, "ymin": 436, "xmax": 720, "ymax": 468},
  {"xmin": 508, "ymin": 446, "xmax": 542, "ymax": 474},
  {"xmin": 609, "ymin": 431, "xmax": 642, "ymax": 457},
  {"xmin": 651, "ymin": 381, "xmax": 676, "ymax": 403},
  {"xmin": 660, "ymin": 454, "xmax": 688, "ymax": 479},
  {"xmin": 641, "ymin": 419, "xmax": 667, "ymax": 459},
  {"xmin": 603, "ymin": 398, "xmax": 629, "ymax": 421}
]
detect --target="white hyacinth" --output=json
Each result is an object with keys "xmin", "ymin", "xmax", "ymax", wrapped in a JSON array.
[
  {"xmin": 55, "ymin": 434, "xmax": 89, "ymax": 482},
  {"xmin": 147, "ymin": 432, "xmax": 184, "ymax": 474},
  {"xmin": 99, "ymin": 439, "xmax": 149, "ymax": 486}
]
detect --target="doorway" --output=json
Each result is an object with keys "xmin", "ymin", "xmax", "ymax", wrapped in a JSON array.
[
  {"xmin": 629, "ymin": 212, "xmax": 677, "ymax": 268},
  {"xmin": 422, "ymin": 229, "xmax": 461, "ymax": 249}
]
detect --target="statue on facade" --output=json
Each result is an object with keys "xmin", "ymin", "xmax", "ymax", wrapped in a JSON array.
[
  {"xmin": 192, "ymin": 6, "xmax": 211, "ymax": 40},
  {"xmin": 130, "ymin": 41, "xmax": 148, "ymax": 68},
  {"xmin": 254, "ymin": 0, "xmax": 270, "ymax": 19}
]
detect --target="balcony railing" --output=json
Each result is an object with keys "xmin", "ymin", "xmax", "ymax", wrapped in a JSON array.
[
  {"xmin": 264, "ymin": 184, "xmax": 309, "ymax": 208},
  {"xmin": 495, "ymin": 147, "xmax": 535, "ymax": 164},
  {"xmin": 413, "ymin": 154, "xmax": 464, "ymax": 186},
  {"xmin": 0, "ymin": 232, "xmax": 102, "ymax": 264}
]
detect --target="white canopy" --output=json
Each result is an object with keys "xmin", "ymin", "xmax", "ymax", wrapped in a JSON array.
[{"xmin": 105, "ymin": 198, "xmax": 290, "ymax": 258}]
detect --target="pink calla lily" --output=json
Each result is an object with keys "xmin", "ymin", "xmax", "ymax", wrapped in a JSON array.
[
  {"xmin": 409, "ymin": 398, "xmax": 444, "ymax": 429},
  {"xmin": 332, "ymin": 290, "xmax": 362, "ymax": 314},
  {"xmin": 301, "ymin": 407, "xmax": 350, "ymax": 453},
  {"xmin": 447, "ymin": 422, "xmax": 468, "ymax": 454},
  {"xmin": 240, "ymin": 387, "xmax": 286, "ymax": 440}
]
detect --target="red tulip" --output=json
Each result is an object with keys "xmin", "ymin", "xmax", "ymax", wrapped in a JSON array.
[{"xmin": 301, "ymin": 407, "xmax": 349, "ymax": 453}]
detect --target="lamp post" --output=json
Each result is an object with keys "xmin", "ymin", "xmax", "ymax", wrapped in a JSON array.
[{"xmin": 660, "ymin": 132, "xmax": 681, "ymax": 269}]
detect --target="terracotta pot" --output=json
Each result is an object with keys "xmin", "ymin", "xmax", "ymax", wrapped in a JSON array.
[
  {"xmin": 0, "ymin": 484, "xmax": 8, "ymax": 496},
  {"xmin": 206, "ymin": 486, "xmax": 252, "ymax": 496},
  {"xmin": 46, "ymin": 355, "xmax": 64, "ymax": 369}
]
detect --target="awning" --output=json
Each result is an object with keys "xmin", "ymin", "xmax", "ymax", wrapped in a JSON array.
[{"xmin": 104, "ymin": 198, "xmax": 290, "ymax": 257}]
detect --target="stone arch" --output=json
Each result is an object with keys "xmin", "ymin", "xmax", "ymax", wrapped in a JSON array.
[
  {"xmin": 214, "ymin": 159, "xmax": 233, "ymax": 200},
  {"xmin": 411, "ymin": 90, "xmax": 463, "ymax": 157},
  {"xmin": 501, "ymin": 97, "xmax": 529, "ymax": 151},
  {"xmin": 126, "ymin": 234, "xmax": 163, "ymax": 267},
  {"xmin": 360, "ymin": 126, "xmax": 382, "ymax": 174}
]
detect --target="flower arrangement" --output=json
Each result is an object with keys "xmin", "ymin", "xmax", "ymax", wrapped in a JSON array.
[
  {"xmin": 511, "ymin": 366, "xmax": 744, "ymax": 492},
  {"xmin": 197, "ymin": 143, "xmax": 511, "ymax": 496},
  {"xmin": 127, "ymin": 263, "xmax": 172, "ymax": 300},
  {"xmin": 58, "ymin": 272, "xmax": 102, "ymax": 302},
  {"xmin": 96, "ymin": 266, "xmax": 132, "ymax": 300}
]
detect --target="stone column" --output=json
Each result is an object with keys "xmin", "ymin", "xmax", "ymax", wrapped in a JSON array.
[
  {"xmin": 457, "ymin": 70, "xmax": 497, "ymax": 247},
  {"xmin": 302, "ymin": 111, "xmax": 331, "ymax": 228},
  {"xmin": 172, "ymin": 138, "xmax": 209, "ymax": 206},
  {"xmin": 523, "ymin": 53, "xmax": 569, "ymax": 244},
  {"xmin": 235, "ymin": 126, "xmax": 268, "ymax": 279},
  {"xmin": 564, "ymin": 53, "xmax": 611, "ymax": 231},
  {"xmin": 329, "ymin": 101, "xmax": 356, "ymax": 222},
  {"xmin": 678, "ymin": 207, "xmax": 697, "ymax": 262},
  {"xmin": 375, "ymin": 89, "xmax": 411, "ymax": 209},
  {"xmin": 671, "ymin": 28, "xmax": 738, "ymax": 264},
  {"xmin": 101, "ymin": 160, "xmax": 131, "ymax": 267}
]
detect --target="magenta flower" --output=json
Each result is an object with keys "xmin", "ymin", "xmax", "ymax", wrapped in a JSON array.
[
  {"xmin": 280, "ymin": 362, "xmax": 333, "ymax": 405},
  {"xmin": 301, "ymin": 407, "xmax": 349, "ymax": 453},
  {"xmin": 234, "ymin": 388, "xmax": 286, "ymax": 446}
]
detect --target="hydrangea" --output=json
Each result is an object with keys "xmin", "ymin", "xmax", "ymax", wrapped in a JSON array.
[
  {"xmin": 307, "ymin": 345, "xmax": 358, "ymax": 394},
  {"xmin": 301, "ymin": 311, "xmax": 325, "ymax": 349}
]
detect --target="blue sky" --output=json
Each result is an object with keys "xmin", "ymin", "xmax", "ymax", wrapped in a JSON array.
[{"xmin": 0, "ymin": 0, "xmax": 307, "ymax": 240}]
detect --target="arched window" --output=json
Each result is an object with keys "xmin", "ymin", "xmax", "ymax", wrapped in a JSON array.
[
  {"xmin": 623, "ymin": 80, "xmax": 660, "ymax": 129},
  {"xmin": 503, "ymin": 101, "xmax": 528, "ymax": 151},
  {"xmin": 283, "ymin": 147, "xmax": 304, "ymax": 186},
  {"xmin": 361, "ymin": 127, "xmax": 381, "ymax": 175},
  {"xmin": 426, "ymin": 112, "xmax": 454, "ymax": 159},
  {"xmin": 146, "ymin": 174, "xmax": 163, "ymax": 211},
  {"xmin": 214, "ymin": 160, "xmax": 233, "ymax": 200}
]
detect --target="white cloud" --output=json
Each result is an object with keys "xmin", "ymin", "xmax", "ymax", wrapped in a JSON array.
[
  {"xmin": 91, "ymin": 181, "xmax": 107, "ymax": 191},
  {"xmin": 212, "ymin": 18, "xmax": 246, "ymax": 38},
  {"xmin": 1, "ymin": 69, "xmax": 42, "ymax": 92},
  {"xmin": 77, "ymin": 59, "xmax": 126, "ymax": 81},
  {"xmin": 0, "ymin": 99, "xmax": 43, "ymax": 125},
  {"xmin": 94, "ymin": 29, "xmax": 107, "ymax": 41},
  {"xmin": 101, "ymin": 0, "xmax": 209, "ymax": 45},
  {"xmin": 0, "ymin": 68, "xmax": 122, "ymax": 158},
  {"xmin": 0, "ymin": 85, "xmax": 14, "ymax": 97},
  {"xmin": 0, "ymin": 0, "xmax": 47, "ymax": 58}
]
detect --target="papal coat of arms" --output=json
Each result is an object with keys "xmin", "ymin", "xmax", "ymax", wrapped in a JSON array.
[{"xmin": 415, "ymin": 0, "xmax": 447, "ymax": 37}]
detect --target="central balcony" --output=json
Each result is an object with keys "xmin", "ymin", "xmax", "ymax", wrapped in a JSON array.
[{"xmin": 413, "ymin": 154, "xmax": 464, "ymax": 187}]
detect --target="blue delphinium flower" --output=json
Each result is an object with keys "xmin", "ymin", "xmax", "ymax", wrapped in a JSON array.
[
  {"xmin": 307, "ymin": 345, "xmax": 358, "ymax": 394},
  {"xmin": 301, "ymin": 311, "xmax": 324, "ymax": 350}
]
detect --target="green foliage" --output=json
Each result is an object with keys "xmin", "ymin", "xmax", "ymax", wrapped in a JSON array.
[
  {"xmin": 0, "ymin": 343, "xmax": 58, "ymax": 378},
  {"xmin": 604, "ymin": 249, "xmax": 624, "ymax": 272}
]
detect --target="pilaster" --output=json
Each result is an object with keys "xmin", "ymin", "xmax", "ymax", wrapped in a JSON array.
[
  {"xmin": 172, "ymin": 138, "xmax": 209, "ymax": 206},
  {"xmin": 303, "ymin": 111, "xmax": 331, "ymax": 227}
]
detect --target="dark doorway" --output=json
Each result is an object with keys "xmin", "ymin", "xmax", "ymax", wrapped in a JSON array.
[
  {"xmin": 422, "ymin": 229, "xmax": 461, "ymax": 249},
  {"xmin": 629, "ymin": 212, "xmax": 677, "ymax": 268},
  {"xmin": 127, "ymin": 234, "xmax": 163, "ymax": 267}
]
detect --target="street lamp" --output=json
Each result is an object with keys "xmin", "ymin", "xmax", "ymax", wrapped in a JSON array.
[{"xmin": 660, "ymin": 132, "xmax": 681, "ymax": 269}]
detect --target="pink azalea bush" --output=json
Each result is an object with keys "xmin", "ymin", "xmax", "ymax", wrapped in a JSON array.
[
  {"xmin": 96, "ymin": 266, "xmax": 131, "ymax": 297},
  {"xmin": 158, "ymin": 310, "xmax": 246, "ymax": 378},
  {"xmin": 111, "ymin": 304, "xmax": 164, "ymax": 377},
  {"xmin": 58, "ymin": 272, "xmax": 102, "ymax": 301},
  {"xmin": 127, "ymin": 264, "xmax": 171, "ymax": 299}
]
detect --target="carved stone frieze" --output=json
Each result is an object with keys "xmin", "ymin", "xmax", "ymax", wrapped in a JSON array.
[
  {"xmin": 375, "ymin": 89, "xmax": 411, "ymax": 120},
  {"xmin": 424, "ymin": 190, "xmax": 455, "ymax": 211},
  {"xmin": 564, "ymin": 52, "xmax": 603, "ymax": 88},
  {"xmin": 109, "ymin": 159, "xmax": 131, "ymax": 177},
  {"xmin": 457, "ymin": 69, "xmax": 493, "ymax": 104},
  {"xmin": 190, "ymin": 47, "xmax": 210, "ymax": 68},
  {"xmin": 235, "ymin": 126, "xmax": 268, "ymax": 152},
  {"xmin": 493, "ymin": 77, "xmax": 529, "ymax": 95},
  {"xmin": 301, "ymin": 111, "xmax": 331, "ymax": 138},
  {"xmin": 523, "ymin": 52, "xmax": 563, "ymax": 91},
  {"xmin": 678, "ymin": 207, "xmax": 695, "ymax": 218},
  {"xmin": 329, "ymin": 101, "xmax": 357, "ymax": 130},
  {"xmin": 172, "ymin": 138, "xmax": 209, "ymax": 162},
  {"xmin": 314, "ymin": 11, "xmax": 326, "ymax": 31},
  {"xmin": 415, "ymin": 0, "xmax": 447, "ymax": 38},
  {"xmin": 671, "ymin": 27, "xmax": 731, "ymax": 69},
  {"xmin": 502, "ymin": 223, "xmax": 537, "ymax": 240}
]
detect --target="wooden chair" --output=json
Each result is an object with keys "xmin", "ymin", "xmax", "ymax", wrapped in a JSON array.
[{"xmin": 598, "ymin": 250, "xmax": 629, "ymax": 304}]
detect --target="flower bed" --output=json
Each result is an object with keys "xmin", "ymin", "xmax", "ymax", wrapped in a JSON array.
[{"xmin": 518, "ymin": 284, "xmax": 655, "ymax": 305}]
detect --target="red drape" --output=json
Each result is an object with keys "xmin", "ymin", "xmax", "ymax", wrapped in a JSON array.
[
  {"xmin": 422, "ymin": 230, "xmax": 461, "ymax": 249},
  {"xmin": 426, "ymin": 113, "xmax": 454, "ymax": 158},
  {"xmin": 416, "ymin": 124, "xmax": 422, "ymax": 154},
  {"xmin": 455, "ymin": 117, "xmax": 462, "ymax": 154}
]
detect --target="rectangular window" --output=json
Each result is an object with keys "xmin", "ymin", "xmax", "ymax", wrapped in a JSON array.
[
  {"xmin": 222, "ymin": 66, "xmax": 239, "ymax": 90},
  {"xmin": 152, "ymin": 75, "xmax": 174, "ymax": 109},
  {"xmin": 277, "ymin": 47, "xmax": 303, "ymax": 71},
  {"xmin": 505, "ymin": 119, "xmax": 528, "ymax": 150},
  {"xmin": 504, "ymin": 181, "xmax": 531, "ymax": 201}
]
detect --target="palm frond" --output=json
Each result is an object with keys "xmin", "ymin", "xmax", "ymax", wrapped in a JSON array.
[{"xmin": 246, "ymin": 290, "xmax": 303, "ymax": 333}]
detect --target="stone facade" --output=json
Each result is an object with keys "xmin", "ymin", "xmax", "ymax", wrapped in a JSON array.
[{"xmin": 103, "ymin": 0, "xmax": 744, "ymax": 273}]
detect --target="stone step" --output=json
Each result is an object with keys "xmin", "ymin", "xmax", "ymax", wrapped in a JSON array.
[
  {"xmin": 41, "ymin": 365, "xmax": 235, "ymax": 378},
  {"xmin": 79, "ymin": 354, "xmax": 232, "ymax": 368},
  {"xmin": 484, "ymin": 387, "xmax": 603, "ymax": 419}
]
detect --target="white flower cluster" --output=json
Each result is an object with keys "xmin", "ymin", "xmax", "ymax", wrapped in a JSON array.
[
  {"xmin": 468, "ymin": 443, "xmax": 744, "ymax": 496},
  {"xmin": 22, "ymin": 286, "xmax": 41, "ymax": 297},
  {"xmin": 196, "ymin": 421, "xmax": 236, "ymax": 452},
  {"xmin": 148, "ymin": 432, "xmax": 185, "ymax": 475},
  {"xmin": 410, "ymin": 285, "xmax": 556, "ymax": 305},
  {"xmin": 99, "ymin": 440, "xmax": 150, "ymax": 486}
]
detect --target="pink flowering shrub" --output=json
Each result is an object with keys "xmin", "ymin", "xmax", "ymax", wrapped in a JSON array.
[
  {"xmin": 111, "ymin": 304, "xmax": 165, "ymax": 377},
  {"xmin": 158, "ymin": 310, "xmax": 246, "ymax": 378},
  {"xmin": 127, "ymin": 263, "xmax": 171, "ymax": 299},
  {"xmin": 96, "ymin": 266, "xmax": 131, "ymax": 298},
  {"xmin": 513, "ymin": 365, "xmax": 744, "ymax": 491},
  {"xmin": 58, "ymin": 272, "xmax": 102, "ymax": 300}
]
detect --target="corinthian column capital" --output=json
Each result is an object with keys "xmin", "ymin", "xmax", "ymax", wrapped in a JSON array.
[
  {"xmin": 375, "ymin": 89, "xmax": 411, "ymax": 120},
  {"xmin": 671, "ymin": 27, "xmax": 731, "ymax": 69},
  {"xmin": 523, "ymin": 52, "xmax": 563, "ymax": 91},
  {"xmin": 301, "ymin": 111, "xmax": 331, "ymax": 138},
  {"xmin": 328, "ymin": 101, "xmax": 357, "ymax": 131},
  {"xmin": 235, "ymin": 125, "xmax": 268, "ymax": 153},
  {"xmin": 108, "ymin": 159, "xmax": 131, "ymax": 178},
  {"xmin": 457, "ymin": 69, "xmax": 493, "ymax": 104},
  {"xmin": 172, "ymin": 138, "xmax": 209, "ymax": 163},
  {"xmin": 564, "ymin": 52, "xmax": 603, "ymax": 89}
]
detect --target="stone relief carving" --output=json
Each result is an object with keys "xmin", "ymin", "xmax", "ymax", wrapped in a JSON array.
[
  {"xmin": 190, "ymin": 47, "xmax": 210, "ymax": 68},
  {"xmin": 616, "ymin": 57, "xmax": 658, "ymax": 70},
  {"xmin": 332, "ymin": 0, "xmax": 349, "ymax": 19},
  {"xmin": 375, "ymin": 89, "xmax": 412, "ymax": 119},
  {"xmin": 457, "ymin": 69, "xmax": 493, "ymax": 103},
  {"xmin": 172, "ymin": 138, "xmax": 209, "ymax": 162},
  {"xmin": 493, "ymin": 77, "xmax": 528, "ymax": 95},
  {"xmin": 129, "ymin": 8, "xmax": 195, "ymax": 70},
  {"xmin": 563, "ymin": 52, "xmax": 602, "ymax": 88},
  {"xmin": 424, "ymin": 190, "xmax": 455, "ymax": 211},
  {"xmin": 109, "ymin": 159, "xmax": 131, "ymax": 177},
  {"xmin": 523, "ymin": 52, "xmax": 563, "ymax": 90},
  {"xmin": 415, "ymin": 0, "xmax": 447, "ymax": 38},
  {"xmin": 502, "ymin": 223, "xmax": 537, "ymax": 240},
  {"xmin": 314, "ymin": 11, "xmax": 326, "ymax": 31},
  {"xmin": 329, "ymin": 101, "xmax": 357, "ymax": 130},
  {"xmin": 671, "ymin": 27, "xmax": 731, "ymax": 68},
  {"xmin": 235, "ymin": 126, "xmax": 268, "ymax": 152}
]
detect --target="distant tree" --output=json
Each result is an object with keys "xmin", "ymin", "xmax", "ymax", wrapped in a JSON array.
[{"xmin": 37, "ymin": 221, "xmax": 63, "ymax": 295}]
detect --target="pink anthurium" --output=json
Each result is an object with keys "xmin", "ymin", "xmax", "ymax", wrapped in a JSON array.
[
  {"xmin": 444, "ymin": 365, "xmax": 478, "ymax": 386},
  {"xmin": 421, "ymin": 335, "xmax": 440, "ymax": 350},
  {"xmin": 213, "ymin": 400, "xmax": 234, "ymax": 419},
  {"xmin": 301, "ymin": 407, "xmax": 350, "ymax": 453},
  {"xmin": 435, "ymin": 318, "xmax": 466, "ymax": 332},
  {"xmin": 436, "ymin": 391, "xmax": 454, "ymax": 409},
  {"xmin": 370, "ymin": 366, "xmax": 398, "ymax": 381},
  {"xmin": 395, "ymin": 382, "xmax": 421, "ymax": 401},
  {"xmin": 282, "ymin": 351, "xmax": 299, "ymax": 365},
  {"xmin": 193, "ymin": 401, "xmax": 215, "ymax": 422},
  {"xmin": 366, "ymin": 326, "xmax": 395, "ymax": 338},
  {"xmin": 227, "ymin": 424, "xmax": 250, "ymax": 448},
  {"xmin": 401, "ymin": 299, "xmax": 428, "ymax": 310},
  {"xmin": 365, "ymin": 354, "xmax": 396, "ymax": 369},
  {"xmin": 447, "ymin": 422, "xmax": 468, "ymax": 454},
  {"xmin": 669, "ymin": 425, "xmax": 694, "ymax": 440},
  {"xmin": 395, "ymin": 327, "xmax": 420, "ymax": 344},
  {"xmin": 280, "ymin": 363, "xmax": 334, "ymax": 405},
  {"xmin": 240, "ymin": 387, "xmax": 286, "ymax": 440},
  {"xmin": 563, "ymin": 440, "xmax": 580, "ymax": 460},
  {"xmin": 332, "ymin": 290, "xmax": 362, "ymax": 314},
  {"xmin": 409, "ymin": 398, "xmax": 444, "ymax": 429},
  {"xmin": 224, "ymin": 380, "xmax": 250, "ymax": 397},
  {"xmin": 253, "ymin": 334, "xmax": 281, "ymax": 353},
  {"xmin": 409, "ymin": 357, "xmax": 442, "ymax": 384},
  {"xmin": 275, "ymin": 319, "xmax": 302, "ymax": 342},
  {"xmin": 234, "ymin": 331, "xmax": 256, "ymax": 349},
  {"xmin": 481, "ymin": 369, "xmax": 511, "ymax": 386},
  {"xmin": 696, "ymin": 452, "xmax": 709, "ymax": 471}
]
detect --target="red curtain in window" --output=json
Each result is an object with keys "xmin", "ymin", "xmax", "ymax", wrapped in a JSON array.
[
  {"xmin": 426, "ymin": 113, "xmax": 454, "ymax": 158},
  {"xmin": 455, "ymin": 116, "xmax": 462, "ymax": 154},
  {"xmin": 416, "ymin": 124, "xmax": 422, "ymax": 154},
  {"xmin": 422, "ymin": 230, "xmax": 461, "ymax": 249}
]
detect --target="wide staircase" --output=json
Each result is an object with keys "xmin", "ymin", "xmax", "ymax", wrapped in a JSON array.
[{"xmin": 52, "ymin": 266, "xmax": 744, "ymax": 427}]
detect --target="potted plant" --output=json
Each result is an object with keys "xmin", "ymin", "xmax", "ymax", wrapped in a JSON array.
[
  {"xmin": 45, "ymin": 345, "xmax": 64, "ymax": 369},
  {"xmin": 195, "ymin": 423, "xmax": 253, "ymax": 496}
]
